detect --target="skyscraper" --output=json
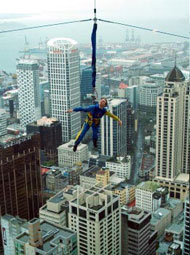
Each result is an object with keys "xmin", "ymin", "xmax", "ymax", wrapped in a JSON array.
[
  {"xmin": 99, "ymin": 98, "xmax": 127, "ymax": 156},
  {"xmin": 156, "ymin": 66, "xmax": 190, "ymax": 179},
  {"xmin": 183, "ymin": 193, "xmax": 190, "ymax": 255},
  {"xmin": 47, "ymin": 38, "xmax": 81, "ymax": 142},
  {"xmin": 27, "ymin": 116, "xmax": 62, "ymax": 164},
  {"xmin": 80, "ymin": 66, "xmax": 101, "ymax": 101},
  {"xmin": 69, "ymin": 184, "xmax": 121, "ymax": 255},
  {"xmin": 17, "ymin": 59, "xmax": 41, "ymax": 129},
  {"xmin": 0, "ymin": 133, "xmax": 42, "ymax": 250}
]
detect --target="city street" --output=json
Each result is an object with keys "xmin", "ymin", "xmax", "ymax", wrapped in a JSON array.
[{"xmin": 130, "ymin": 121, "xmax": 144, "ymax": 185}]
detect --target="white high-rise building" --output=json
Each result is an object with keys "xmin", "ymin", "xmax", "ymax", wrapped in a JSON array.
[
  {"xmin": 156, "ymin": 66, "xmax": 190, "ymax": 179},
  {"xmin": 183, "ymin": 193, "xmax": 190, "ymax": 255},
  {"xmin": 69, "ymin": 184, "xmax": 121, "ymax": 255},
  {"xmin": 17, "ymin": 59, "xmax": 41, "ymax": 129},
  {"xmin": 47, "ymin": 38, "xmax": 81, "ymax": 142},
  {"xmin": 0, "ymin": 109, "xmax": 7, "ymax": 136},
  {"xmin": 100, "ymin": 98, "xmax": 127, "ymax": 157}
]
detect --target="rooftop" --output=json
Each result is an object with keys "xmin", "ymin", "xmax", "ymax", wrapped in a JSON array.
[
  {"xmin": 137, "ymin": 181, "xmax": 160, "ymax": 192},
  {"xmin": 175, "ymin": 173, "xmax": 189, "ymax": 183},
  {"xmin": 151, "ymin": 208, "xmax": 171, "ymax": 225},
  {"xmin": 108, "ymin": 98, "xmax": 127, "ymax": 106},
  {"xmin": 37, "ymin": 117, "xmax": 58, "ymax": 126},
  {"xmin": 58, "ymin": 139, "xmax": 88, "ymax": 151},
  {"xmin": 16, "ymin": 220, "xmax": 76, "ymax": 252},
  {"xmin": 81, "ymin": 165, "xmax": 101, "ymax": 178},
  {"xmin": 166, "ymin": 66, "xmax": 185, "ymax": 82}
]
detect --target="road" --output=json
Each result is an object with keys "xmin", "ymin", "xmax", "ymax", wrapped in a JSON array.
[{"xmin": 129, "ymin": 121, "xmax": 144, "ymax": 185}]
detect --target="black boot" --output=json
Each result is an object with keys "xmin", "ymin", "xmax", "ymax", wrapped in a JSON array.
[
  {"xmin": 73, "ymin": 144, "xmax": 78, "ymax": 152},
  {"xmin": 93, "ymin": 139, "xmax": 97, "ymax": 148}
]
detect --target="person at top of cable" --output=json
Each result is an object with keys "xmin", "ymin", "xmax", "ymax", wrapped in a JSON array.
[{"xmin": 67, "ymin": 97, "xmax": 122, "ymax": 152}]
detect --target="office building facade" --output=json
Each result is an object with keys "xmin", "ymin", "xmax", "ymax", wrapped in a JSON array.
[
  {"xmin": 100, "ymin": 98, "xmax": 127, "ymax": 157},
  {"xmin": 121, "ymin": 207, "xmax": 157, "ymax": 255},
  {"xmin": 17, "ymin": 59, "xmax": 41, "ymax": 129},
  {"xmin": 69, "ymin": 184, "xmax": 121, "ymax": 255},
  {"xmin": 27, "ymin": 116, "xmax": 62, "ymax": 163},
  {"xmin": 0, "ymin": 133, "xmax": 42, "ymax": 251},
  {"xmin": 47, "ymin": 38, "xmax": 81, "ymax": 142}
]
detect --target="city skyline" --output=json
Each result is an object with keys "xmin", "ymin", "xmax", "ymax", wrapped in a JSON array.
[{"xmin": 0, "ymin": 1, "xmax": 189, "ymax": 254}]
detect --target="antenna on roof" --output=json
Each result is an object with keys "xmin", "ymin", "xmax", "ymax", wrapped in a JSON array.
[{"xmin": 174, "ymin": 52, "xmax": 177, "ymax": 67}]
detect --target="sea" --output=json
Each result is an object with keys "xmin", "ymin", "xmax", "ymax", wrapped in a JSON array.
[{"xmin": 0, "ymin": 16, "xmax": 188, "ymax": 73}]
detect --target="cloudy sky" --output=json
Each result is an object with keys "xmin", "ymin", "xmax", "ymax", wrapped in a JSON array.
[{"xmin": 0, "ymin": 0, "xmax": 189, "ymax": 23}]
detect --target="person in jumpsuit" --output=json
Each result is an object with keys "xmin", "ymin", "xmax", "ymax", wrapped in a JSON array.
[{"xmin": 67, "ymin": 98, "xmax": 122, "ymax": 152}]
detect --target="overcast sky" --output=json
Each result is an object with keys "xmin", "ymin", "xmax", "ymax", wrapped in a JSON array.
[{"xmin": 0, "ymin": 0, "xmax": 189, "ymax": 23}]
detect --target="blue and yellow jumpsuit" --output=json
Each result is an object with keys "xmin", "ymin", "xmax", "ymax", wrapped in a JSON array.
[{"xmin": 73, "ymin": 104, "xmax": 121, "ymax": 146}]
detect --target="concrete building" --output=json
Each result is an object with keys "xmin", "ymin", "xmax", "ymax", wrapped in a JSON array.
[
  {"xmin": 14, "ymin": 218, "xmax": 77, "ymax": 254},
  {"xmin": 100, "ymin": 98, "xmax": 127, "ymax": 157},
  {"xmin": 17, "ymin": 59, "xmax": 41, "ymax": 129},
  {"xmin": 164, "ymin": 198, "xmax": 183, "ymax": 221},
  {"xmin": 80, "ymin": 165, "xmax": 101, "ymax": 189},
  {"xmin": 40, "ymin": 186, "xmax": 82, "ymax": 228},
  {"xmin": 183, "ymin": 194, "xmax": 190, "ymax": 255},
  {"xmin": 27, "ymin": 116, "xmax": 62, "ymax": 163},
  {"xmin": 58, "ymin": 140, "xmax": 89, "ymax": 167},
  {"xmin": 153, "ymin": 173, "xmax": 189, "ymax": 201},
  {"xmin": 47, "ymin": 38, "xmax": 81, "ymax": 142},
  {"xmin": 2, "ymin": 89, "xmax": 19, "ymax": 118},
  {"xmin": 0, "ymin": 109, "xmax": 7, "ymax": 136},
  {"xmin": 69, "ymin": 184, "xmax": 121, "ymax": 255},
  {"xmin": 139, "ymin": 82, "xmax": 163, "ymax": 112},
  {"xmin": 165, "ymin": 221, "xmax": 184, "ymax": 241},
  {"xmin": 45, "ymin": 168, "xmax": 68, "ymax": 192},
  {"xmin": 121, "ymin": 207, "xmax": 157, "ymax": 255},
  {"xmin": 150, "ymin": 207, "xmax": 172, "ymax": 238},
  {"xmin": 96, "ymin": 169, "xmax": 110, "ymax": 187},
  {"xmin": 1, "ymin": 214, "xmax": 28, "ymax": 255},
  {"xmin": 106, "ymin": 156, "xmax": 131, "ymax": 179},
  {"xmin": 135, "ymin": 181, "xmax": 161, "ymax": 212},
  {"xmin": 156, "ymin": 66, "xmax": 190, "ymax": 179},
  {"xmin": 113, "ymin": 184, "xmax": 127, "ymax": 205},
  {"xmin": 125, "ymin": 184, "xmax": 136, "ymax": 204}
]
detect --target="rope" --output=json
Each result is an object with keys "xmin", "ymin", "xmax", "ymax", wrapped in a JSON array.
[
  {"xmin": 98, "ymin": 18, "xmax": 189, "ymax": 40},
  {"xmin": 0, "ymin": 19, "xmax": 92, "ymax": 34}
]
